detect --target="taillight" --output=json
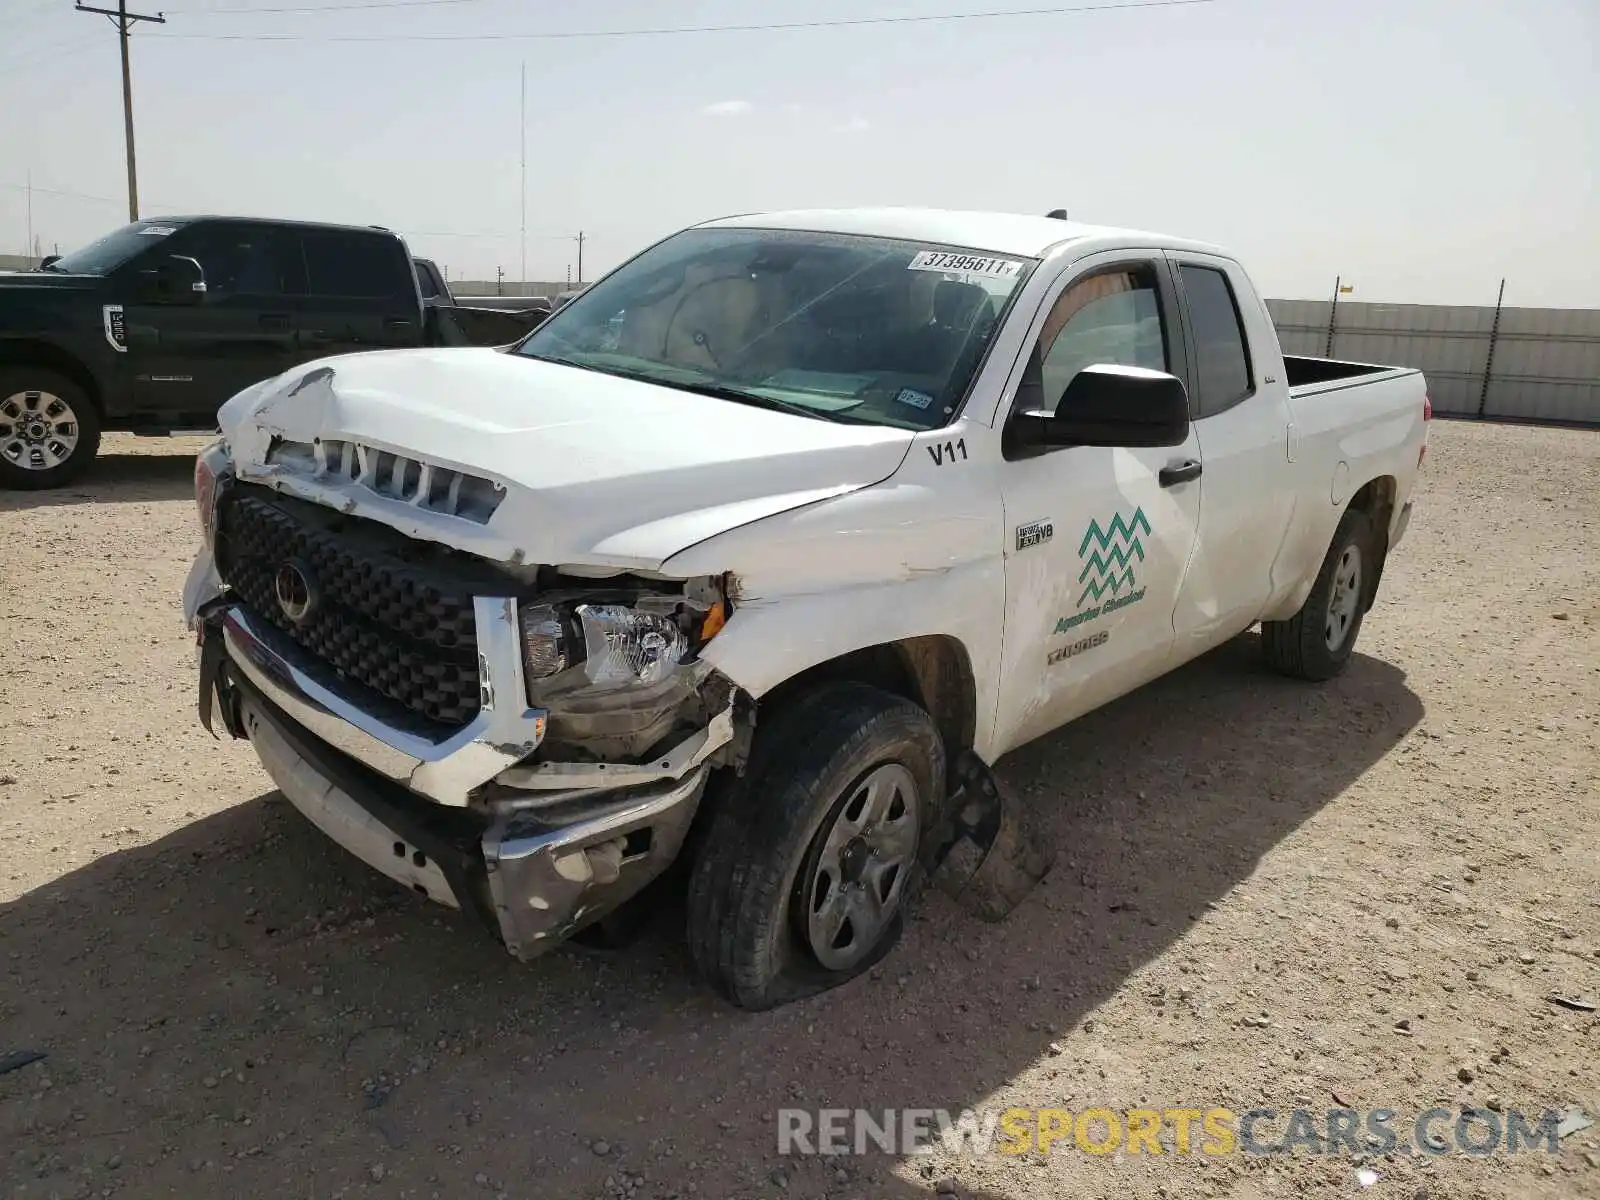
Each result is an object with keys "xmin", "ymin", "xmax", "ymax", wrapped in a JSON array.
[{"xmin": 1419, "ymin": 392, "xmax": 1431, "ymax": 466}]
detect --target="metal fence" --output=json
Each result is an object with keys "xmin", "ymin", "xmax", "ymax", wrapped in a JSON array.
[{"xmin": 1265, "ymin": 298, "xmax": 1600, "ymax": 426}]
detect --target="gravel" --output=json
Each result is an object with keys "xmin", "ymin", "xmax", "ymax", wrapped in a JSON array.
[{"xmin": 1, "ymin": 422, "xmax": 1596, "ymax": 1199}]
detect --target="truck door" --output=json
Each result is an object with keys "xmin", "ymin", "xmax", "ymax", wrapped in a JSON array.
[
  {"xmin": 993, "ymin": 253, "xmax": 1203, "ymax": 754},
  {"xmin": 1164, "ymin": 254, "xmax": 1297, "ymax": 651},
  {"xmin": 123, "ymin": 220, "xmax": 304, "ymax": 422},
  {"xmin": 294, "ymin": 229, "xmax": 424, "ymax": 363}
]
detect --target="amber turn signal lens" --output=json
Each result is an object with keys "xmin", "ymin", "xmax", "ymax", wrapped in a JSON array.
[{"xmin": 700, "ymin": 600, "xmax": 727, "ymax": 641}]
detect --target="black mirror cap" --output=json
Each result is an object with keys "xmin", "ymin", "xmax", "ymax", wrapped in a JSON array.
[
  {"xmin": 1057, "ymin": 363, "xmax": 1189, "ymax": 446},
  {"xmin": 149, "ymin": 254, "xmax": 207, "ymax": 303},
  {"xmin": 38, "ymin": 254, "xmax": 61, "ymax": 270},
  {"xmin": 1012, "ymin": 363, "xmax": 1190, "ymax": 451}
]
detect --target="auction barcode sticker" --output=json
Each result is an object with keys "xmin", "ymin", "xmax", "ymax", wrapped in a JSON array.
[{"xmin": 907, "ymin": 250, "xmax": 1024, "ymax": 279}]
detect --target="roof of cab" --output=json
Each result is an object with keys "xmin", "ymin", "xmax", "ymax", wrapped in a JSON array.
[
  {"xmin": 694, "ymin": 206, "xmax": 1230, "ymax": 261},
  {"xmin": 138, "ymin": 215, "xmax": 407, "ymax": 238}
]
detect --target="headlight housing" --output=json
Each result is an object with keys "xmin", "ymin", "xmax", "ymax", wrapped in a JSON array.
[
  {"xmin": 517, "ymin": 589, "xmax": 727, "ymax": 701},
  {"xmin": 194, "ymin": 437, "xmax": 230, "ymax": 550}
]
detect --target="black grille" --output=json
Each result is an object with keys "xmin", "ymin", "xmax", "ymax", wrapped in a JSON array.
[{"xmin": 216, "ymin": 484, "xmax": 506, "ymax": 728}]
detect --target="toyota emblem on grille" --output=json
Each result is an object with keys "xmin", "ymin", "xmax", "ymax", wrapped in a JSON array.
[{"xmin": 273, "ymin": 559, "xmax": 319, "ymax": 624}]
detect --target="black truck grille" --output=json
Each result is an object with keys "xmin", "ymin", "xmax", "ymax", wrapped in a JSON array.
[{"xmin": 215, "ymin": 484, "xmax": 501, "ymax": 728}]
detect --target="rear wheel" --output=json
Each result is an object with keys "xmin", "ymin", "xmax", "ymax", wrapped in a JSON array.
[
  {"xmin": 1262, "ymin": 507, "xmax": 1376, "ymax": 681},
  {"xmin": 0, "ymin": 369, "xmax": 102, "ymax": 491},
  {"xmin": 685, "ymin": 682, "xmax": 946, "ymax": 1011}
]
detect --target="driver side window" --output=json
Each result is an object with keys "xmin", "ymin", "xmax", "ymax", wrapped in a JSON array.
[{"xmin": 1026, "ymin": 264, "xmax": 1168, "ymax": 413}]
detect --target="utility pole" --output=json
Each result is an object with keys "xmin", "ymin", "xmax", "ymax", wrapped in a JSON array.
[
  {"xmin": 1477, "ymin": 278, "xmax": 1507, "ymax": 418},
  {"xmin": 76, "ymin": 0, "xmax": 166, "ymax": 222},
  {"xmin": 519, "ymin": 61, "xmax": 527, "ymax": 292},
  {"xmin": 25, "ymin": 171, "xmax": 32, "ymax": 265},
  {"xmin": 1325, "ymin": 275, "xmax": 1352, "ymax": 357},
  {"xmin": 575, "ymin": 230, "xmax": 585, "ymax": 285},
  {"xmin": 495, "ymin": 266, "xmax": 504, "ymax": 296}
]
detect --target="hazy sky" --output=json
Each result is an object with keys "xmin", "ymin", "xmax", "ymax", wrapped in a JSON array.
[{"xmin": 1, "ymin": 0, "xmax": 1595, "ymax": 305}]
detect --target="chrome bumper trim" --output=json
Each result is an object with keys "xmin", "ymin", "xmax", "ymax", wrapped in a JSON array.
[
  {"xmin": 221, "ymin": 599, "xmax": 547, "ymax": 807},
  {"xmin": 485, "ymin": 769, "xmax": 710, "ymax": 959}
]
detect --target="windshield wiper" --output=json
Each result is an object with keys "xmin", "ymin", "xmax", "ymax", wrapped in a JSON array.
[
  {"xmin": 658, "ymin": 379, "xmax": 849, "ymax": 422},
  {"xmin": 524, "ymin": 353, "xmax": 847, "ymax": 423}
]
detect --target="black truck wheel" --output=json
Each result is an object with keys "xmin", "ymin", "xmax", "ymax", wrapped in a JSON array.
[
  {"xmin": 0, "ymin": 369, "xmax": 102, "ymax": 490},
  {"xmin": 1262, "ymin": 506, "xmax": 1376, "ymax": 681},
  {"xmin": 685, "ymin": 682, "xmax": 947, "ymax": 1011}
]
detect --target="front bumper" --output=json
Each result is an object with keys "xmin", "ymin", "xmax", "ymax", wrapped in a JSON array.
[{"xmin": 192, "ymin": 589, "xmax": 716, "ymax": 960}]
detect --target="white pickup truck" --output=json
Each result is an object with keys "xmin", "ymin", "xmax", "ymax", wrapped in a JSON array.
[{"xmin": 183, "ymin": 207, "xmax": 1429, "ymax": 1010}]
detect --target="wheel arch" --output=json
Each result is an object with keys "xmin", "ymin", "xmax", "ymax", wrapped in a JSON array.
[
  {"xmin": 751, "ymin": 635, "xmax": 978, "ymax": 782},
  {"xmin": 0, "ymin": 341, "xmax": 105, "ymax": 416},
  {"xmin": 1345, "ymin": 474, "xmax": 1397, "ymax": 610}
]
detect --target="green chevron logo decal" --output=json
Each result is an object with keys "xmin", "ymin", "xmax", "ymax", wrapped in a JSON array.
[
  {"xmin": 1076, "ymin": 507, "xmax": 1150, "ymax": 607},
  {"xmin": 1053, "ymin": 506, "xmax": 1152, "ymax": 635}
]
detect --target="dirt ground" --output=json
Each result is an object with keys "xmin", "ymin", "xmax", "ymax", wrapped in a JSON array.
[{"xmin": 2, "ymin": 420, "xmax": 1597, "ymax": 1200}]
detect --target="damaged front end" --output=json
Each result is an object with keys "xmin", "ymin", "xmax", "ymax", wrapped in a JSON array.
[{"xmin": 188, "ymin": 447, "xmax": 748, "ymax": 961}]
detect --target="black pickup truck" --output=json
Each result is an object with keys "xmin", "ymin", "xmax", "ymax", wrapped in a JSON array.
[{"xmin": 0, "ymin": 216, "xmax": 546, "ymax": 490}]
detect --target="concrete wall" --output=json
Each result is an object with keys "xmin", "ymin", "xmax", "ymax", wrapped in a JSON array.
[
  {"xmin": 1266, "ymin": 299, "xmax": 1600, "ymax": 425},
  {"xmin": 450, "ymin": 280, "xmax": 572, "ymax": 298}
]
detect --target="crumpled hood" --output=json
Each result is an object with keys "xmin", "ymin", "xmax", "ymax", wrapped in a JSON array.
[{"xmin": 221, "ymin": 346, "xmax": 915, "ymax": 571}]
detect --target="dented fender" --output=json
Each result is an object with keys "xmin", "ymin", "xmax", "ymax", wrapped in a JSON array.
[{"xmin": 663, "ymin": 445, "xmax": 1011, "ymax": 762}]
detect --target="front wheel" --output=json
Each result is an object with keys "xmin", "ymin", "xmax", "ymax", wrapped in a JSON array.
[
  {"xmin": 0, "ymin": 369, "xmax": 102, "ymax": 491},
  {"xmin": 1262, "ymin": 506, "xmax": 1376, "ymax": 681},
  {"xmin": 685, "ymin": 682, "xmax": 947, "ymax": 1011}
]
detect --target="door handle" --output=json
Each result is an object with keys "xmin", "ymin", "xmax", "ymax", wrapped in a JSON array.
[
  {"xmin": 1159, "ymin": 459, "xmax": 1203, "ymax": 488},
  {"xmin": 383, "ymin": 317, "xmax": 414, "ymax": 331},
  {"xmin": 258, "ymin": 312, "xmax": 291, "ymax": 332}
]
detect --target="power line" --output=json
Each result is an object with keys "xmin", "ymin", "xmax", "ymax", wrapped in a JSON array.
[
  {"xmin": 0, "ymin": 0, "xmax": 66, "ymax": 30},
  {"xmin": 146, "ymin": 0, "xmax": 1220, "ymax": 42},
  {"xmin": 0, "ymin": 181, "xmax": 123, "ymax": 204},
  {"xmin": 168, "ymin": 0, "xmax": 481, "ymax": 12},
  {"xmin": 0, "ymin": 34, "xmax": 106, "ymax": 72},
  {"xmin": 0, "ymin": 182, "xmax": 583, "ymax": 243},
  {"xmin": 400, "ymin": 228, "xmax": 577, "ymax": 241}
]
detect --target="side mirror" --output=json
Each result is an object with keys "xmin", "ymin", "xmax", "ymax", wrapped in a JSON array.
[
  {"xmin": 1011, "ymin": 363, "xmax": 1190, "ymax": 450},
  {"xmin": 141, "ymin": 254, "xmax": 207, "ymax": 305},
  {"xmin": 38, "ymin": 254, "xmax": 60, "ymax": 270}
]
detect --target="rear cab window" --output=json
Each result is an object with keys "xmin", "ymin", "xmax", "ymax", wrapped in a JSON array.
[
  {"xmin": 301, "ymin": 229, "xmax": 415, "ymax": 299},
  {"xmin": 1178, "ymin": 264, "xmax": 1254, "ymax": 416}
]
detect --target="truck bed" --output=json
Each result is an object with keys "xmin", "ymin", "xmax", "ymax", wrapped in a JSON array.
[{"xmin": 1284, "ymin": 353, "xmax": 1419, "ymax": 398}]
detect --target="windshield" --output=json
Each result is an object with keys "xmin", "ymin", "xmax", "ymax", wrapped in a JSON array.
[
  {"xmin": 514, "ymin": 226, "xmax": 1036, "ymax": 429},
  {"xmin": 46, "ymin": 219, "xmax": 183, "ymax": 275}
]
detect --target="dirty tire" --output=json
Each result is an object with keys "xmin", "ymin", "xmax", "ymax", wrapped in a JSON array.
[
  {"xmin": 0, "ymin": 368, "xmax": 102, "ymax": 491},
  {"xmin": 685, "ymin": 682, "xmax": 946, "ymax": 1011},
  {"xmin": 1262, "ymin": 506, "xmax": 1376, "ymax": 681}
]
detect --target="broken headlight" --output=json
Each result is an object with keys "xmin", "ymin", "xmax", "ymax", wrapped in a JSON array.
[{"xmin": 517, "ymin": 592, "xmax": 725, "ymax": 702}]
